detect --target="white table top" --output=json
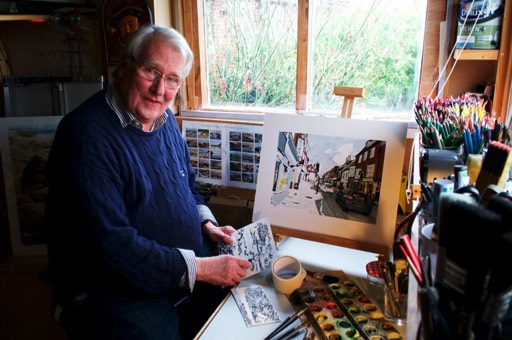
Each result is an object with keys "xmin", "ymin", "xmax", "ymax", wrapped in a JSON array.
[{"xmin": 195, "ymin": 237, "xmax": 407, "ymax": 340}]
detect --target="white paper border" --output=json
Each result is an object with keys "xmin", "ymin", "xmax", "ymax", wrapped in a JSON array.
[{"xmin": 252, "ymin": 113, "xmax": 408, "ymax": 251}]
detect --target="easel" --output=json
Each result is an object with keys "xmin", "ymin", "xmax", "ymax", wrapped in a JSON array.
[{"xmin": 333, "ymin": 86, "xmax": 364, "ymax": 118}]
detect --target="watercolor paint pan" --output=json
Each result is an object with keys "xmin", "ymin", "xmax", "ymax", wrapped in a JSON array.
[
  {"xmin": 327, "ymin": 280, "xmax": 403, "ymax": 340},
  {"xmin": 291, "ymin": 279, "xmax": 363, "ymax": 340},
  {"xmin": 290, "ymin": 272, "xmax": 404, "ymax": 340}
]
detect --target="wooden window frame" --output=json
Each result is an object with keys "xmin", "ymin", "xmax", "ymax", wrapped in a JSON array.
[{"xmin": 152, "ymin": 0, "xmax": 510, "ymax": 123}]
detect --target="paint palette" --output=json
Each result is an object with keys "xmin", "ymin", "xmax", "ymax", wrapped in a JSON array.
[{"xmin": 290, "ymin": 272, "xmax": 403, "ymax": 340}]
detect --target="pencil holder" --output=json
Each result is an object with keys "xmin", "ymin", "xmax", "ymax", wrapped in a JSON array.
[{"xmin": 366, "ymin": 261, "xmax": 385, "ymax": 310}]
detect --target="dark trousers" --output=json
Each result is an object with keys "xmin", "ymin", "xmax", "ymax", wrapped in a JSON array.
[
  {"xmin": 56, "ymin": 283, "xmax": 229, "ymax": 340},
  {"xmin": 178, "ymin": 283, "xmax": 230, "ymax": 339},
  {"xmin": 53, "ymin": 239, "xmax": 227, "ymax": 339}
]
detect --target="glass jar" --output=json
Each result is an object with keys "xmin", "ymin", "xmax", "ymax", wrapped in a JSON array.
[{"xmin": 366, "ymin": 261, "xmax": 385, "ymax": 310}]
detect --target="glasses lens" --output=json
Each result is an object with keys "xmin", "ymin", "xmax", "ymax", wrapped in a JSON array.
[
  {"xmin": 135, "ymin": 63, "xmax": 181, "ymax": 89},
  {"xmin": 142, "ymin": 66, "xmax": 158, "ymax": 81},
  {"xmin": 165, "ymin": 77, "xmax": 181, "ymax": 89}
]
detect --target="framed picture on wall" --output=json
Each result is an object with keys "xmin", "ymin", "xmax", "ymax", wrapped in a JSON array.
[
  {"xmin": 181, "ymin": 119, "xmax": 264, "ymax": 190},
  {"xmin": 252, "ymin": 113, "xmax": 408, "ymax": 255},
  {"xmin": 0, "ymin": 116, "xmax": 62, "ymax": 257},
  {"xmin": 102, "ymin": 0, "xmax": 153, "ymax": 65}
]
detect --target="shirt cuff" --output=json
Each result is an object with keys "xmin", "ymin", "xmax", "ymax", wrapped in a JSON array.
[{"xmin": 177, "ymin": 248, "xmax": 196, "ymax": 292}]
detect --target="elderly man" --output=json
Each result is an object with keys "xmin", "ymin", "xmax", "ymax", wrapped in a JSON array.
[{"xmin": 45, "ymin": 24, "xmax": 250, "ymax": 340}]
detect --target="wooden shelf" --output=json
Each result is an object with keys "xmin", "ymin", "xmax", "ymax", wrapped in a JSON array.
[
  {"xmin": 453, "ymin": 48, "xmax": 499, "ymax": 61},
  {"xmin": 0, "ymin": 15, "xmax": 51, "ymax": 21},
  {"xmin": 446, "ymin": 0, "xmax": 511, "ymax": 120}
]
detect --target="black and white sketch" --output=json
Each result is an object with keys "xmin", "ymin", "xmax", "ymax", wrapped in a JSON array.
[
  {"xmin": 218, "ymin": 218, "xmax": 276, "ymax": 278},
  {"xmin": 231, "ymin": 285, "xmax": 280, "ymax": 327}
]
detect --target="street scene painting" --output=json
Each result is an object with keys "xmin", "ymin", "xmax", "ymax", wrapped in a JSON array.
[
  {"xmin": 253, "ymin": 113, "xmax": 408, "ymax": 251},
  {"xmin": 270, "ymin": 132, "xmax": 383, "ymax": 224}
]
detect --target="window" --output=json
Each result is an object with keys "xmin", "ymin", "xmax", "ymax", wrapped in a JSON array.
[
  {"xmin": 203, "ymin": 0, "xmax": 297, "ymax": 111},
  {"xmin": 183, "ymin": 0, "xmax": 428, "ymax": 119}
]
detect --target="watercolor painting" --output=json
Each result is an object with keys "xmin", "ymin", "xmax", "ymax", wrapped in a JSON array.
[
  {"xmin": 253, "ymin": 113, "xmax": 408, "ymax": 253},
  {"xmin": 268, "ymin": 132, "xmax": 384, "ymax": 224},
  {"xmin": 0, "ymin": 116, "xmax": 62, "ymax": 256}
]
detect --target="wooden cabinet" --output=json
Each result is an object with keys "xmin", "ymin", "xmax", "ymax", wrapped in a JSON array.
[{"xmin": 443, "ymin": 0, "xmax": 511, "ymax": 121}]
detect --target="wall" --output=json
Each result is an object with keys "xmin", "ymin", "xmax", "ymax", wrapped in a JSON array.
[
  {"xmin": 0, "ymin": 16, "xmax": 103, "ymax": 78},
  {"xmin": 0, "ymin": 3, "xmax": 105, "ymax": 337}
]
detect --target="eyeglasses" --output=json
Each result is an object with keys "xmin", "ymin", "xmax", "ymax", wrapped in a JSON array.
[{"xmin": 132, "ymin": 60, "xmax": 183, "ymax": 90}]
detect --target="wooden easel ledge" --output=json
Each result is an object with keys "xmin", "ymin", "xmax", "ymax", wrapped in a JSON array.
[{"xmin": 333, "ymin": 86, "xmax": 364, "ymax": 118}]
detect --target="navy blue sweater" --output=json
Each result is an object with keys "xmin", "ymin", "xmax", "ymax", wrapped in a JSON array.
[{"xmin": 45, "ymin": 90, "xmax": 209, "ymax": 298}]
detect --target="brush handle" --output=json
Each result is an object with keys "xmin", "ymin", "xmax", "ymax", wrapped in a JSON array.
[
  {"xmin": 475, "ymin": 141, "xmax": 512, "ymax": 192},
  {"xmin": 399, "ymin": 243, "xmax": 423, "ymax": 287},
  {"xmin": 399, "ymin": 235, "xmax": 423, "ymax": 284}
]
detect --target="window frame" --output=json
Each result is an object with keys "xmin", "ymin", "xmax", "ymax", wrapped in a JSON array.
[
  {"xmin": 175, "ymin": 0, "xmax": 444, "ymax": 119},
  {"xmin": 157, "ymin": 0, "xmax": 511, "ymax": 123}
]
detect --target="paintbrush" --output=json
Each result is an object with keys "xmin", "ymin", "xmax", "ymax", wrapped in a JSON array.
[
  {"xmin": 398, "ymin": 234, "xmax": 423, "ymax": 286},
  {"xmin": 473, "ymin": 230, "xmax": 512, "ymax": 339},
  {"xmin": 273, "ymin": 320, "xmax": 308, "ymax": 340},
  {"xmin": 487, "ymin": 192, "xmax": 512, "ymax": 234},
  {"xmin": 475, "ymin": 141, "xmax": 512, "ymax": 193},
  {"xmin": 263, "ymin": 307, "xmax": 307, "ymax": 340},
  {"xmin": 398, "ymin": 242, "xmax": 423, "ymax": 287},
  {"xmin": 435, "ymin": 192, "xmax": 502, "ymax": 339},
  {"xmin": 471, "ymin": 194, "xmax": 512, "ymax": 338}
]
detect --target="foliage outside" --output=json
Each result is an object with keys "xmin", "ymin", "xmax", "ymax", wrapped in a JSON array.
[{"xmin": 204, "ymin": 0, "xmax": 426, "ymax": 115}]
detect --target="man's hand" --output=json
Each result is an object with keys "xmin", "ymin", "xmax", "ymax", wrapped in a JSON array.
[
  {"xmin": 196, "ymin": 255, "xmax": 251, "ymax": 286},
  {"xmin": 202, "ymin": 221, "xmax": 236, "ymax": 244}
]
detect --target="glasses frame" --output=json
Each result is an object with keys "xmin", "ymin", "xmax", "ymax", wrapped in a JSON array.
[{"xmin": 131, "ymin": 59, "xmax": 183, "ymax": 90}]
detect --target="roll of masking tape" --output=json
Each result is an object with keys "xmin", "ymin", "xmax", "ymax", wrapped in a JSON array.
[{"xmin": 272, "ymin": 255, "xmax": 306, "ymax": 295}]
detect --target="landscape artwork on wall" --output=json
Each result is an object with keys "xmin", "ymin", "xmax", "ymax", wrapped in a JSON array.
[
  {"xmin": 0, "ymin": 116, "xmax": 62, "ymax": 256},
  {"xmin": 253, "ymin": 113, "xmax": 408, "ymax": 253}
]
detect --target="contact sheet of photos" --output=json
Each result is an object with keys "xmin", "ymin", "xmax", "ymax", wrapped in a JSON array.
[{"xmin": 182, "ymin": 120, "xmax": 263, "ymax": 189}]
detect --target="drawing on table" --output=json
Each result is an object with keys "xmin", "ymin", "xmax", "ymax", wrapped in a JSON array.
[{"xmin": 231, "ymin": 285, "xmax": 280, "ymax": 327}]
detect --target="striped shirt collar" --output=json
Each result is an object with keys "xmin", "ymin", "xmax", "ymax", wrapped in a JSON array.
[{"xmin": 105, "ymin": 85, "xmax": 168, "ymax": 132}]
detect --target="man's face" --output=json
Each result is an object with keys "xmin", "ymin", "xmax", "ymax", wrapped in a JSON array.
[
  {"xmin": 116, "ymin": 36, "xmax": 185, "ymax": 130},
  {"xmin": 118, "ymin": 15, "xmax": 140, "ymax": 38}
]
